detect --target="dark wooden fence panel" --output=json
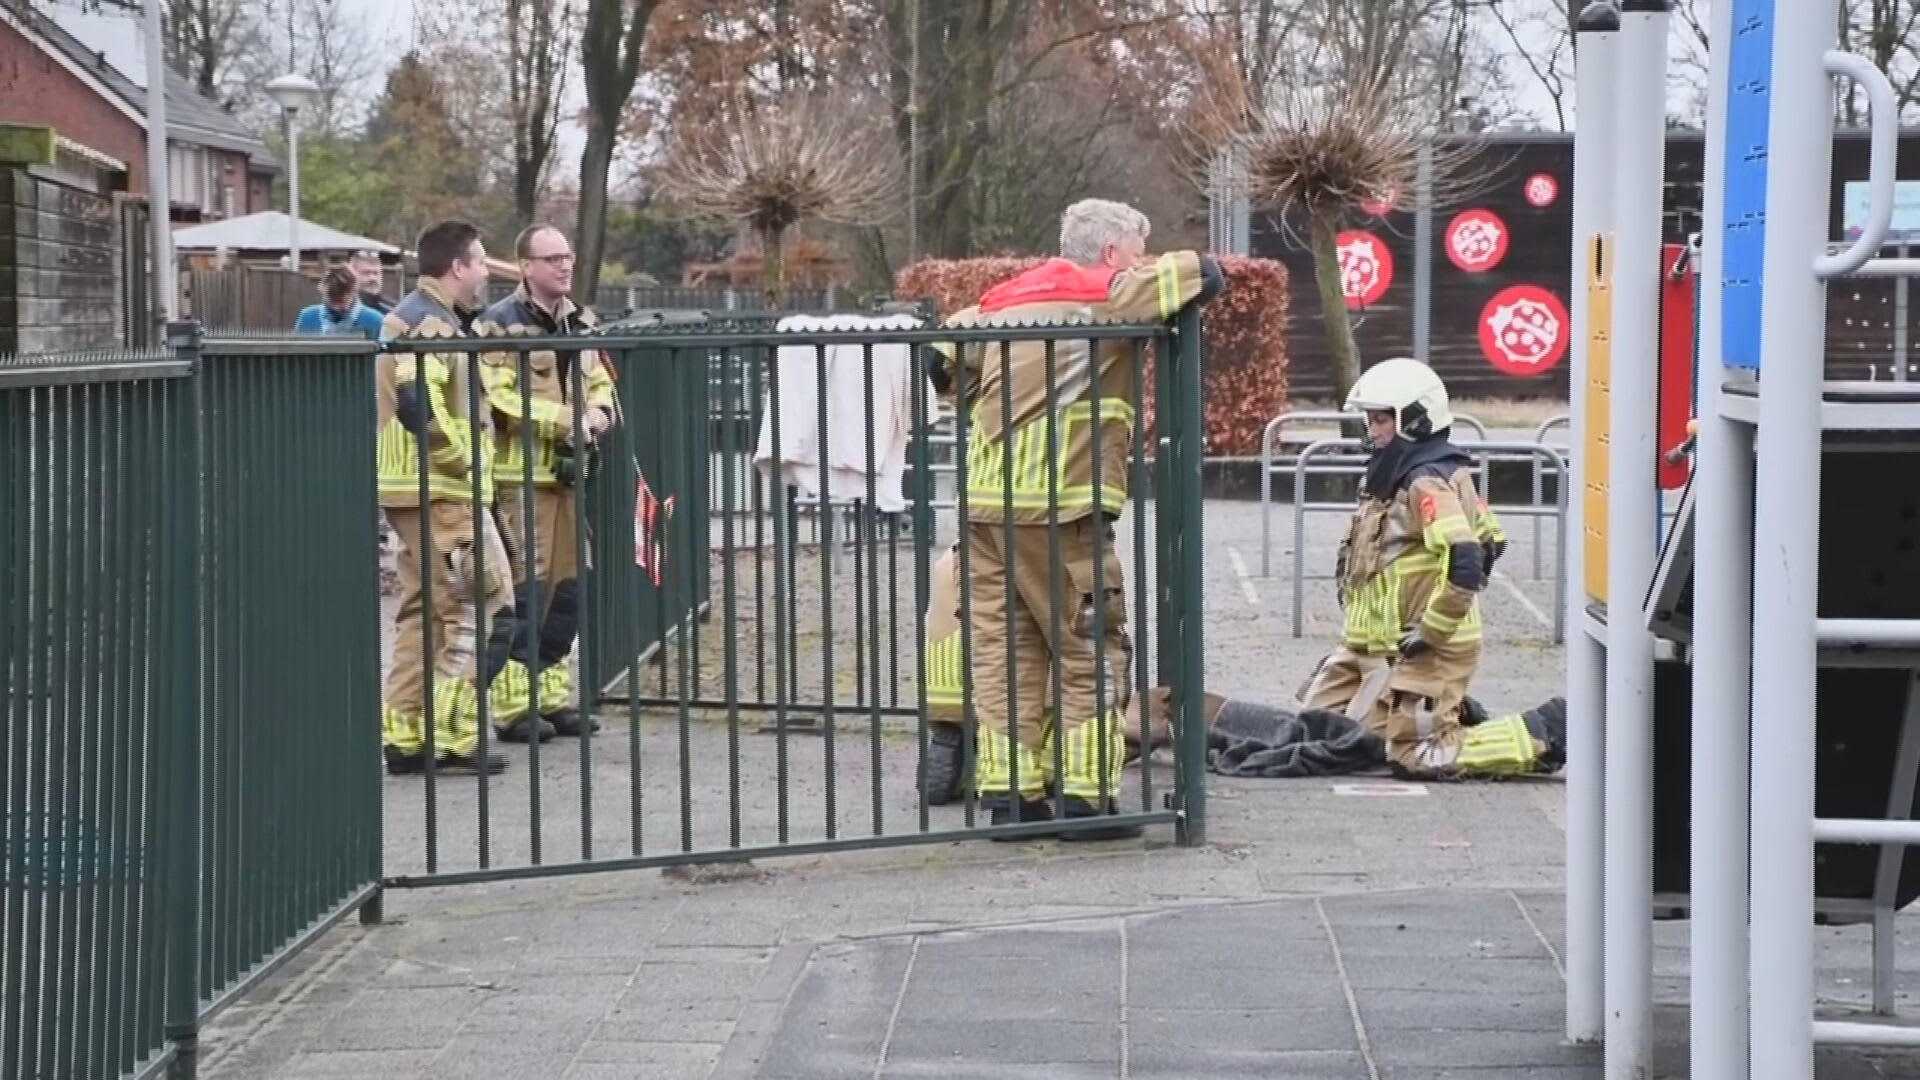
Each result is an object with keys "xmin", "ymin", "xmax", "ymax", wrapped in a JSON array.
[{"xmin": 1256, "ymin": 130, "xmax": 1920, "ymax": 402}]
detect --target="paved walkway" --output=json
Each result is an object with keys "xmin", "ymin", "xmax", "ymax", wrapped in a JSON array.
[{"xmin": 198, "ymin": 501, "xmax": 1920, "ymax": 1078}]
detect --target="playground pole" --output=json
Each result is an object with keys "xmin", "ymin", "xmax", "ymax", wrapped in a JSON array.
[
  {"xmin": 1603, "ymin": 3, "xmax": 1669, "ymax": 1076},
  {"xmin": 1563, "ymin": 1, "xmax": 1618, "ymax": 1047},
  {"xmin": 1750, "ymin": 0, "xmax": 1843, "ymax": 1074},
  {"xmin": 1687, "ymin": 0, "xmax": 1753, "ymax": 1070}
]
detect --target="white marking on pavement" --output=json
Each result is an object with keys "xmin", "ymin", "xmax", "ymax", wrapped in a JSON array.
[
  {"xmin": 1226, "ymin": 546, "xmax": 1261, "ymax": 607},
  {"xmin": 1495, "ymin": 570, "xmax": 1553, "ymax": 630},
  {"xmin": 1332, "ymin": 782, "xmax": 1429, "ymax": 797}
]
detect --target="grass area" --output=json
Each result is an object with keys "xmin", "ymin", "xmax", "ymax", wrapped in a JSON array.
[{"xmin": 1290, "ymin": 396, "xmax": 1569, "ymax": 430}]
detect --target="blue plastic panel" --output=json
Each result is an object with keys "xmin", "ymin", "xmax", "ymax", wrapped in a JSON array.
[{"xmin": 1721, "ymin": 0, "xmax": 1774, "ymax": 371}]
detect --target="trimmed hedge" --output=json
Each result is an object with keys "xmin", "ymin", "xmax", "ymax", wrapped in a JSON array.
[{"xmin": 894, "ymin": 254, "xmax": 1290, "ymax": 455}]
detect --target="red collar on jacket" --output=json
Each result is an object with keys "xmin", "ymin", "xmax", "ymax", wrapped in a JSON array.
[{"xmin": 977, "ymin": 258, "xmax": 1118, "ymax": 313}]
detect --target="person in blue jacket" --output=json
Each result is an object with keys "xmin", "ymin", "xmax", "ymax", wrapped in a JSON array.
[{"xmin": 295, "ymin": 264, "xmax": 386, "ymax": 339}]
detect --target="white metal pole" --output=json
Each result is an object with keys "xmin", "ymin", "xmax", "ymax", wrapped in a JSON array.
[
  {"xmin": 288, "ymin": 115, "xmax": 302, "ymax": 273},
  {"xmin": 1604, "ymin": 3, "xmax": 1669, "ymax": 1076},
  {"xmin": 1564, "ymin": 1, "xmax": 1618, "ymax": 1046},
  {"xmin": 1688, "ymin": 0, "xmax": 1752, "ymax": 1070},
  {"xmin": 142, "ymin": 0, "xmax": 176, "ymax": 323},
  {"xmin": 1750, "ymin": 1, "xmax": 1839, "ymax": 1075}
]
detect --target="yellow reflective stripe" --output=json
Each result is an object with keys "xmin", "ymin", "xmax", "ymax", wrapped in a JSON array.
[
  {"xmin": 924, "ymin": 632, "xmax": 966, "ymax": 704},
  {"xmin": 587, "ymin": 361, "xmax": 616, "ymax": 410},
  {"xmin": 377, "ymin": 420, "xmax": 496, "ymax": 503},
  {"xmin": 1422, "ymin": 512, "xmax": 1472, "ymax": 550},
  {"xmin": 1154, "ymin": 254, "xmax": 1180, "ymax": 319},
  {"xmin": 1059, "ymin": 713, "xmax": 1124, "ymax": 799},
  {"xmin": 381, "ymin": 705, "xmax": 424, "ymax": 753},
  {"xmin": 1341, "ymin": 556, "xmax": 1483, "ymax": 651},
  {"xmin": 1455, "ymin": 715, "xmax": 1538, "ymax": 776},
  {"xmin": 965, "ymin": 399, "xmax": 1138, "ymax": 510},
  {"xmin": 537, "ymin": 663, "xmax": 572, "ymax": 714}
]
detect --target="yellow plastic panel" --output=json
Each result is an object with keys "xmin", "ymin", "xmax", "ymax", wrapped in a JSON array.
[{"xmin": 1583, "ymin": 233, "xmax": 1612, "ymax": 606}]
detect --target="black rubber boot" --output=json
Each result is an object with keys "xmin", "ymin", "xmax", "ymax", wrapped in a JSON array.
[
  {"xmin": 383, "ymin": 746, "xmax": 424, "ymax": 776},
  {"xmin": 1528, "ymin": 696, "xmax": 1569, "ymax": 771},
  {"xmin": 495, "ymin": 714, "xmax": 556, "ymax": 743},
  {"xmin": 543, "ymin": 706, "xmax": 601, "ymax": 737},
  {"xmin": 983, "ymin": 795, "xmax": 1055, "ymax": 840},
  {"xmin": 436, "ymin": 750, "xmax": 510, "ymax": 775},
  {"xmin": 922, "ymin": 722, "xmax": 967, "ymax": 806},
  {"xmin": 1057, "ymin": 796, "xmax": 1143, "ymax": 842}
]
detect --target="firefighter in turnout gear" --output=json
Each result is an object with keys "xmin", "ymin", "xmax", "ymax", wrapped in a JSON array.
[
  {"xmin": 920, "ymin": 544, "xmax": 970, "ymax": 805},
  {"xmin": 376, "ymin": 220, "xmax": 516, "ymax": 776},
  {"xmin": 475, "ymin": 225, "xmax": 617, "ymax": 743},
  {"xmin": 928, "ymin": 199, "xmax": 1224, "ymax": 838},
  {"xmin": 1298, "ymin": 356, "xmax": 1567, "ymax": 779}
]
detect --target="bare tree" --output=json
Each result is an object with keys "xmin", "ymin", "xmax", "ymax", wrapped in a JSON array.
[
  {"xmin": 1188, "ymin": 0, "xmax": 1499, "ymax": 402},
  {"xmin": 653, "ymin": 89, "xmax": 904, "ymax": 305},
  {"xmin": 508, "ymin": 0, "xmax": 576, "ymax": 223},
  {"xmin": 576, "ymin": 0, "xmax": 663, "ymax": 300},
  {"xmin": 165, "ymin": 0, "xmax": 262, "ymax": 99},
  {"xmin": 1487, "ymin": 0, "xmax": 1574, "ymax": 131}
]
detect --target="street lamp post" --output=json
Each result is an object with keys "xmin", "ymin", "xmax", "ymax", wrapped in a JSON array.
[{"xmin": 264, "ymin": 73, "xmax": 321, "ymax": 274}]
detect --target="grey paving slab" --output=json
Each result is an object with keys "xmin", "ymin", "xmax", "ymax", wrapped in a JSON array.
[{"xmin": 193, "ymin": 499, "xmax": 1920, "ymax": 1080}]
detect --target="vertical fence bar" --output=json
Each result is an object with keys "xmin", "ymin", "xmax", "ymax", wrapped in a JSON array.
[
  {"xmin": 470, "ymin": 352, "xmax": 494, "ymax": 869},
  {"xmin": 1087, "ymin": 335, "xmax": 1112, "ymax": 818},
  {"xmin": 1172, "ymin": 314, "xmax": 1208, "ymax": 847},
  {"xmin": 1131, "ymin": 339, "xmax": 1153, "ymax": 815},
  {"xmin": 864, "ymin": 342, "xmax": 885, "ymax": 835},
  {"xmin": 164, "ymin": 321, "xmax": 205, "ymax": 1079},
  {"xmin": 816, "ymin": 341, "xmax": 839, "ymax": 839},
  {"xmin": 721, "ymin": 344, "xmax": 744, "ymax": 849},
  {"xmin": 569, "ymin": 348, "xmax": 594, "ymax": 862},
  {"xmin": 1043, "ymin": 338, "xmax": 1067, "ymax": 824}
]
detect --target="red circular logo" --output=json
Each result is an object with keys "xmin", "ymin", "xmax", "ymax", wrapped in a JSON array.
[
  {"xmin": 1478, "ymin": 285, "xmax": 1570, "ymax": 376},
  {"xmin": 1445, "ymin": 209, "xmax": 1509, "ymax": 273},
  {"xmin": 1336, "ymin": 230, "xmax": 1393, "ymax": 308},
  {"xmin": 1524, "ymin": 173, "xmax": 1559, "ymax": 207}
]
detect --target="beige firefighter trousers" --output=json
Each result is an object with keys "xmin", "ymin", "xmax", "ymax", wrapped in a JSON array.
[
  {"xmin": 491, "ymin": 484, "xmax": 593, "ymax": 722},
  {"xmin": 1300, "ymin": 645, "xmax": 1546, "ymax": 779},
  {"xmin": 967, "ymin": 517, "xmax": 1133, "ymax": 802},
  {"xmin": 383, "ymin": 500, "xmax": 514, "ymax": 758}
]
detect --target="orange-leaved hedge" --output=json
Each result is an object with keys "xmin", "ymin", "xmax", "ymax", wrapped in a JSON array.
[{"xmin": 893, "ymin": 254, "xmax": 1289, "ymax": 456}]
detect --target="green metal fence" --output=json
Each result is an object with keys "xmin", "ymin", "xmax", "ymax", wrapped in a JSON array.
[
  {"xmin": 380, "ymin": 309, "xmax": 1212, "ymax": 888},
  {"xmin": 192, "ymin": 337, "xmax": 385, "ymax": 1024},
  {"xmin": 0, "ymin": 327, "xmax": 384, "ymax": 1080},
  {"xmin": 2, "ymin": 305, "xmax": 1215, "ymax": 1073},
  {"xmin": 2, "ymin": 340, "xmax": 197, "ymax": 1080}
]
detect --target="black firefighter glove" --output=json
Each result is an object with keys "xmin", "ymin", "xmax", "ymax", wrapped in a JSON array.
[
  {"xmin": 1482, "ymin": 537, "xmax": 1509, "ymax": 579},
  {"xmin": 1396, "ymin": 625, "xmax": 1435, "ymax": 661},
  {"xmin": 552, "ymin": 440, "xmax": 600, "ymax": 487}
]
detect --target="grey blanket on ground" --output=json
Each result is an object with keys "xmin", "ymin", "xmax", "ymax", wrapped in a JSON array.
[{"xmin": 1204, "ymin": 700, "xmax": 1387, "ymax": 778}]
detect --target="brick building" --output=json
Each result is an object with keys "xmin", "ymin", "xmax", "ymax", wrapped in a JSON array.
[{"xmin": 0, "ymin": 0, "xmax": 277, "ymax": 223}]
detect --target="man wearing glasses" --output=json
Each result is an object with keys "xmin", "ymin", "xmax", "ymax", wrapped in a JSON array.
[{"xmin": 474, "ymin": 225, "xmax": 616, "ymax": 743}]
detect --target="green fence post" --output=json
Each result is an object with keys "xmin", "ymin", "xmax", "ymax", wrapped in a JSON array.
[
  {"xmin": 1172, "ymin": 307, "xmax": 1207, "ymax": 848},
  {"xmin": 164, "ymin": 320, "xmax": 206, "ymax": 1079}
]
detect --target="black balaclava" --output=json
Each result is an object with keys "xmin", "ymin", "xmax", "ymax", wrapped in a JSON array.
[{"xmin": 1361, "ymin": 410, "xmax": 1472, "ymax": 500}]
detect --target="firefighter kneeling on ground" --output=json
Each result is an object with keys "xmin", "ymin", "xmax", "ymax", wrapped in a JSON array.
[
  {"xmin": 1298, "ymin": 356, "xmax": 1566, "ymax": 779},
  {"xmin": 927, "ymin": 198, "xmax": 1224, "ymax": 839},
  {"xmin": 475, "ymin": 223, "xmax": 616, "ymax": 743}
]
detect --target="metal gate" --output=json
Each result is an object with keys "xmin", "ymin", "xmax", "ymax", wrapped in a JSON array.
[{"xmin": 378, "ymin": 311, "xmax": 1214, "ymax": 889}]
